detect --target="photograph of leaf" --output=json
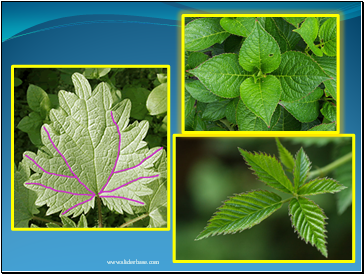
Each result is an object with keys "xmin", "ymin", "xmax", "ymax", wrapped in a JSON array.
[
  {"xmin": 13, "ymin": 67, "xmax": 168, "ymax": 229},
  {"xmin": 175, "ymin": 137, "xmax": 352, "ymax": 260},
  {"xmin": 184, "ymin": 16, "xmax": 337, "ymax": 131}
]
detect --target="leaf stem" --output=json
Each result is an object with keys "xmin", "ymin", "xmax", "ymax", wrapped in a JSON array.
[
  {"xmin": 97, "ymin": 196, "xmax": 103, "ymax": 228},
  {"xmin": 32, "ymin": 216, "xmax": 63, "ymax": 226},
  {"xmin": 119, "ymin": 213, "xmax": 149, "ymax": 228},
  {"xmin": 307, "ymin": 152, "xmax": 352, "ymax": 179},
  {"xmin": 281, "ymin": 197, "xmax": 293, "ymax": 204}
]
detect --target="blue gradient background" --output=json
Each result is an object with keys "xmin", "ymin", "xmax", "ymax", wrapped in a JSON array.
[{"xmin": 1, "ymin": 1, "xmax": 361, "ymax": 271}]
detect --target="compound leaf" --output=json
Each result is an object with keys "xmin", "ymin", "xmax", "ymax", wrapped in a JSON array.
[
  {"xmin": 240, "ymin": 75, "xmax": 281, "ymax": 127},
  {"xmin": 280, "ymin": 87, "xmax": 323, "ymax": 123},
  {"xmin": 293, "ymin": 17, "xmax": 323, "ymax": 56},
  {"xmin": 293, "ymin": 148, "xmax": 312, "ymax": 192},
  {"xmin": 289, "ymin": 197, "xmax": 328, "ymax": 257},
  {"xmin": 275, "ymin": 138, "xmax": 295, "ymax": 172},
  {"xmin": 239, "ymin": 149, "xmax": 294, "ymax": 194},
  {"xmin": 239, "ymin": 20, "xmax": 281, "ymax": 73},
  {"xmin": 24, "ymin": 73, "xmax": 165, "ymax": 218},
  {"xmin": 196, "ymin": 190, "xmax": 283, "ymax": 240},
  {"xmin": 318, "ymin": 17, "xmax": 337, "ymax": 56},
  {"xmin": 14, "ymin": 160, "xmax": 39, "ymax": 227},
  {"xmin": 220, "ymin": 17, "xmax": 256, "ymax": 37},
  {"xmin": 189, "ymin": 53, "xmax": 252, "ymax": 98},
  {"xmin": 298, "ymin": 178, "xmax": 346, "ymax": 196},
  {"xmin": 185, "ymin": 18, "xmax": 230, "ymax": 51},
  {"xmin": 272, "ymin": 51, "xmax": 330, "ymax": 101}
]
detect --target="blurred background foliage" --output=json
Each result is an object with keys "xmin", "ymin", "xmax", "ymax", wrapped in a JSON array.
[
  {"xmin": 14, "ymin": 67, "xmax": 167, "ymax": 228},
  {"xmin": 175, "ymin": 137, "xmax": 352, "ymax": 260}
]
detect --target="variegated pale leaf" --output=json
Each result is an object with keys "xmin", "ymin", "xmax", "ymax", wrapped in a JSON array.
[{"xmin": 24, "ymin": 73, "xmax": 164, "ymax": 217}]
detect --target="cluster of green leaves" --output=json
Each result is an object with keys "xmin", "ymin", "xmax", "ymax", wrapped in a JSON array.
[
  {"xmin": 185, "ymin": 17, "xmax": 337, "ymax": 131},
  {"xmin": 14, "ymin": 71, "xmax": 168, "ymax": 228},
  {"xmin": 196, "ymin": 139, "xmax": 347, "ymax": 257}
]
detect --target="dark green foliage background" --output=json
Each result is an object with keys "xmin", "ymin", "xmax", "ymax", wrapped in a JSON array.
[
  {"xmin": 14, "ymin": 67, "xmax": 167, "ymax": 227},
  {"xmin": 175, "ymin": 137, "xmax": 352, "ymax": 260}
]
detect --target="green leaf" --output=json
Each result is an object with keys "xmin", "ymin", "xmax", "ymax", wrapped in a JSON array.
[
  {"xmin": 271, "ymin": 106, "xmax": 302, "ymax": 131},
  {"xmin": 83, "ymin": 68, "xmax": 111, "ymax": 79},
  {"xmin": 189, "ymin": 53, "xmax": 252, "ymax": 98},
  {"xmin": 334, "ymin": 142, "xmax": 352, "ymax": 214},
  {"xmin": 224, "ymin": 35, "xmax": 244, "ymax": 54},
  {"xmin": 196, "ymin": 190, "xmax": 283, "ymax": 240},
  {"xmin": 77, "ymin": 215, "xmax": 88, "ymax": 228},
  {"xmin": 194, "ymin": 115, "xmax": 207, "ymax": 131},
  {"xmin": 60, "ymin": 216, "xmax": 77, "ymax": 228},
  {"xmin": 313, "ymin": 56, "xmax": 336, "ymax": 100},
  {"xmin": 185, "ymin": 80, "xmax": 220, "ymax": 103},
  {"xmin": 240, "ymin": 75, "xmax": 281, "ymax": 127},
  {"xmin": 121, "ymin": 86, "xmax": 150, "ymax": 119},
  {"xmin": 318, "ymin": 18, "xmax": 337, "ymax": 56},
  {"xmin": 239, "ymin": 149, "xmax": 293, "ymax": 194},
  {"xmin": 146, "ymin": 82, "xmax": 167, "ymax": 115},
  {"xmin": 185, "ymin": 90, "xmax": 195, "ymax": 119},
  {"xmin": 24, "ymin": 73, "xmax": 165, "ymax": 218},
  {"xmin": 308, "ymin": 122, "xmax": 336, "ymax": 131},
  {"xmin": 27, "ymin": 128, "xmax": 43, "ymax": 147},
  {"xmin": 239, "ymin": 20, "xmax": 281, "ymax": 73},
  {"xmin": 220, "ymin": 17, "xmax": 256, "ymax": 37},
  {"xmin": 275, "ymin": 138, "xmax": 295, "ymax": 172},
  {"xmin": 157, "ymin": 73, "xmax": 167, "ymax": 84},
  {"xmin": 17, "ymin": 112, "xmax": 43, "ymax": 133},
  {"xmin": 265, "ymin": 17, "xmax": 302, "ymax": 53},
  {"xmin": 185, "ymin": 18, "xmax": 230, "ymax": 51},
  {"xmin": 289, "ymin": 197, "xmax": 328, "ymax": 257},
  {"xmin": 293, "ymin": 17, "xmax": 323, "ymax": 56},
  {"xmin": 202, "ymin": 100, "xmax": 230, "ymax": 121},
  {"xmin": 293, "ymin": 148, "xmax": 312, "ymax": 192},
  {"xmin": 27, "ymin": 84, "xmax": 51, "ymax": 113},
  {"xmin": 283, "ymin": 17, "xmax": 306, "ymax": 28},
  {"xmin": 225, "ymin": 98, "xmax": 239, "ymax": 124},
  {"xmin": 301, "ymin": 119, "xmax": 321, "ymax": 131},
  {"xmin": 298, "ymin": 178, "xmax": 346, "ymax": 196},
  {"xmin": 272, "ymin": 51, "xmax": 330, "ymax": 101},
  {"xmin": 186, "ymin": 52, "xmax": 209, "ymax": 73},
  {"xmin": 14, "ymin": 77, "xmax": 23, "ymax": 87},
  {"xmin": 14, "ymin": 160, "xmax": 39, "ymax": 227},
  {"xmin": 236, "ymin": 99, "xmax": 280, "ymax": 131},
  {"xmin": 320, "ymin": 102, "xmax": 336, "ymax": 122},
  {"xmin": 280, "ymin": 87, "xmax": 323, "ymax": 123}
]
